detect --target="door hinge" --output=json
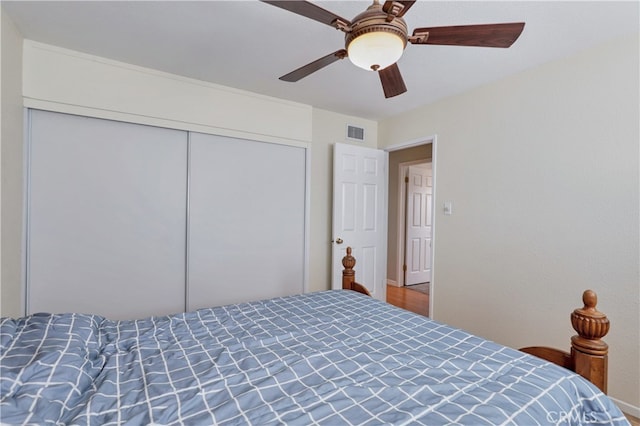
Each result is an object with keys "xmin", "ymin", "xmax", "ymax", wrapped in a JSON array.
[
  {"xmin": 405, "ymin": 176, "xmax": 409, "ymax": 183},
  {"xmin": 403, "ymin": 264, "xmax": 407, "ymax": 272}
]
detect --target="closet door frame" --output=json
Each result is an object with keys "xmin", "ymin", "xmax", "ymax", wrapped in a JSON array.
[{"xmin": 23, "ymin": 108, "xmax": 311, "ymax": 317}]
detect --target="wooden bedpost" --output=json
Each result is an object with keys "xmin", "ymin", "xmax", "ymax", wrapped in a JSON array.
[
  {"xmin": 520, "ymin": 289, "xmax": 610, "ymax": 394},
  {"xmin": 570, "ymin": 290, "xmax": 609, "ymax": 394},
  {"xmin": 342, "ymin": 247, "xmax": 356, "ymax": 290},
  {"xmin": 341, "ymin": 247, "xmax": 371, "ymax": 296}
]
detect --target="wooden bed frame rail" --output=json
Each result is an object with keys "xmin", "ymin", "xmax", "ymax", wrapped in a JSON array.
[{"xmin": 340, "ymin": 247, "xmax": 610, "ymax": 394}]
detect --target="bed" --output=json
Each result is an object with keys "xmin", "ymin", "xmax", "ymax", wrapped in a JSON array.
[{"xmin": 0, "ymin": 250, "xmax": 629, "ymax": 425}]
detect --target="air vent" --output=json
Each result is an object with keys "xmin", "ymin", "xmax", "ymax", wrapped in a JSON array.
[{"xmin": 346, "ymin": 125, "xmax": 365, "ymax": 142}]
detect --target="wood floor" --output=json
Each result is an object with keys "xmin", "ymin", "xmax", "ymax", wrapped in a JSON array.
[{"xmin": 386, "ymin": 284, "xmax": 429, "ymax": 317}]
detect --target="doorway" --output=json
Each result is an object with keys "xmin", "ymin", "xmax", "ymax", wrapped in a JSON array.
[{"xmin": 385, "ymin": 138, "xmax": 435, "ymax": 316}]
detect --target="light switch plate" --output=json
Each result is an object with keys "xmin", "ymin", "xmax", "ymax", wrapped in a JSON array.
[{"xmin": 444, "ymin": 201, "xmax": 453, "ymax": 215}]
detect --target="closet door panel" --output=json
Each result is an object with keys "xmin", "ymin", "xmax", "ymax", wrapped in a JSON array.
[
  {"xmin": 188, "ymin": 133, "xmax": 306, "ymax": 309},
  {"xmin": 28, "ymin": 110, "xmax": 187, "ymax": 319}
]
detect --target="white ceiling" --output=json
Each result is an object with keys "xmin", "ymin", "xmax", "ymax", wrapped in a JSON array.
[{"xmin": 3, "ymin": 1, "xmax": 639, "ymax": 120}]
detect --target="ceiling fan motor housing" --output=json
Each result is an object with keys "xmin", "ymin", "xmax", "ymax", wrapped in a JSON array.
[{"xmin": 345, "ymin": 2, "xmax": 408, "ymax": 71}]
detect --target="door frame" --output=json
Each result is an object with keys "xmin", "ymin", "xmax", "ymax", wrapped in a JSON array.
[
  {"xmin": 397, "ymin": 160, "xmax": 432, "ymax": 287},
  {"xmin": 384, "ymin": 135, "xmax": 437, "ymax": 318}
]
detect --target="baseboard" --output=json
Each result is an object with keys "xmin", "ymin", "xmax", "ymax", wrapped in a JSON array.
[
  {"xmin": 612, "ymin": 396, "xmax": 640, "ymax": 418},
  {"xmin": 387, "ymin": 279, "xmax": 401, "ymax": 287}
]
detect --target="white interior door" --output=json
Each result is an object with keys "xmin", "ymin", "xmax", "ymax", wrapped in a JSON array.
[
  {"xmin": 332, "ymin": 143, "xmax": 387, "ymax": 300},
  {"xmin": 405, "ymin": 163, "xmax": 432, "ymax": 285}
]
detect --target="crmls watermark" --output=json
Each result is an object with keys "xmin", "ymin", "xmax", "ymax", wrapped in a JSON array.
[{"xmin": 546, "ymin": 411, "xmax": 599, "ymax": 424}]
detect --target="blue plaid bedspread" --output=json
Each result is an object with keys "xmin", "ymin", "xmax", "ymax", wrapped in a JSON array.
[{"xmin": 0, "ymin": 290, "xmax": 629, "ymax": 425}]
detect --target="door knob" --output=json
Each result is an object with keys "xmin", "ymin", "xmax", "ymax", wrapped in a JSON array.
[{"xmin": 334, "ymin": 238, "xmax": 344, "ymax": 244}]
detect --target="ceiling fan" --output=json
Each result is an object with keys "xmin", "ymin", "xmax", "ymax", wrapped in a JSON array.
[{"xmin": 262, "ymin": 0, "xmax": 525, "ymax": 98}]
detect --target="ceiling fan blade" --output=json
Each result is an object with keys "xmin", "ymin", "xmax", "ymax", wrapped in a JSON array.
[
  {"xmin": 383, "ymin": 1, "xmax": 416, "ymax": 18},
  {"xmin": 261, "ymin": 1, "xmax": 351, "ymax": 28},
  {"xmin": 411, "ymin": 23, "xmax": 525, "ymax": 48},
  {"xmin": 279, "ymin": 49, "xmax": 348, "ymax": 82},
  {"xmin": 379, "ymin": 63, "xmax": 407, "ymax": 98}
]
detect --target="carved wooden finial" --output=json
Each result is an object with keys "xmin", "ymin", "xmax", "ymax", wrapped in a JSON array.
[
  {"xmin": 340, "ymin": 247, "xmax": 371, "ymax": 296},
  {"xmin": 582, "ymin": 290, "xmax": 598, "ymax": 310},
  {"xmin": 571, "ymin": 290, "xmax": 609, "ymax": 355},
  {"xmin": 570, "ymin": 290, "xmax": 610, "ymax": 393},
  {"xmin": 342, "ymin": 247, "xmax": 356, "ymax": 291},
  {"xmin": 342, "ymin": 246, "xmax": 356, "ymax": 271}
]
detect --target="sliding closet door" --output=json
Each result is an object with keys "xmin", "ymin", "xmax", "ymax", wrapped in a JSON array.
[
  {"xmin": 27, "ymin": 110, "xmax": 188, "ymax": 319},
  {"xmin": 188, "ymin": 133, "xmax": 306, "ymax": 310}
]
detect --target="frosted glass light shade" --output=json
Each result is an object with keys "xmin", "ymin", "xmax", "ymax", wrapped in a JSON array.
[{"xmin": 347, "ymin": 31, "xmax": 405, "ymax": 71}]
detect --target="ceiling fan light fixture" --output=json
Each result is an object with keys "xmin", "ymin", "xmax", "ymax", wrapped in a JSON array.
[
  {"xmin": 347, "ymin": 31, "xmax": 405, "ymax": 71},
  {"xmin": 262, "ymin": 0, "xmax": 525, "ymax": 99}
]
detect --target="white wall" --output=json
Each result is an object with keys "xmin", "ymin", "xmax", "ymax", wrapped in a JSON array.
[
  {"xmin": 0, "ymin": 9, "xmax": 24, "ymax": 318},
  {"xmin": 379, "ymin": 33, "xmax": 640, "ymax": 412},
  {"xmin": 22, "ymin": 41, "xmax": 312, "ymax": 144}
]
